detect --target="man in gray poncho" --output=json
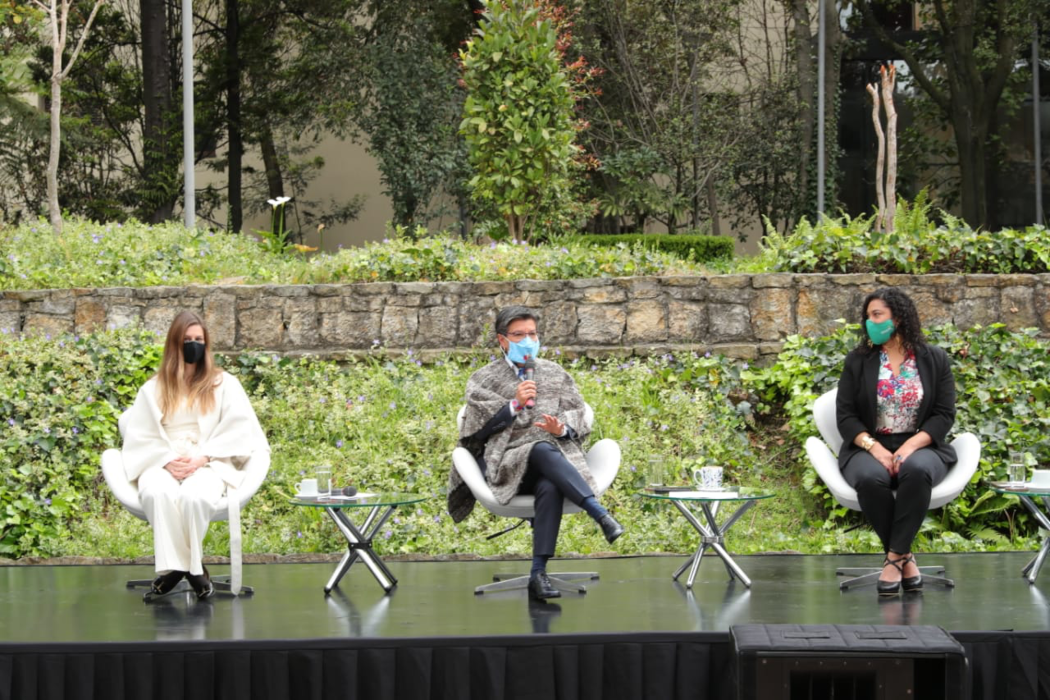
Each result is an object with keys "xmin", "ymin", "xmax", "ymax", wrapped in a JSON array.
[{"xmin": 448, "ymin": 306, "xmax": 624, "ymax": 600}]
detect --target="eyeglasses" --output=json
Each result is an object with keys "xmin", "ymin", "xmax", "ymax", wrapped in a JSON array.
[{"xmin": 504, "ymin": 331, "xmax": 539, "ymax": 341}]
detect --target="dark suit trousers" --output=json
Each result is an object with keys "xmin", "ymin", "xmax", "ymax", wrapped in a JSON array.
[
  {"xmin": 841, "ymin": 433, "xmax": 948, "ymax": 554},
  {"xmin": 519, "ymin": 441, "xmax": 595, "ymax": 558}
]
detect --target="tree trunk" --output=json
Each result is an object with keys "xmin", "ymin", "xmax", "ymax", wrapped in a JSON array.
[
  {"xmin": 140, "ymin": 0, "xmax": 174, "ymax": 223},
  {"xmin": 48, "ymin": 72, "xmax": 63, "ymax": 234},
  {"xmin": 866, "ymin": 83, "xmax": 885, "ymax": 232},
  {"xmin": 881, "ymin": 66, "xmax": 897, "ymax": 233},
  {"xmin": 821, "ymin": 0, "xmax": 841, "ymax": 211},
  {"xmin": 259, "ymin": 125, "xmax": 285, "ymax": 239},
  {"xmin": 706, "ymin": 178, "xmax": 721, "ymax": 236},
  {"xmin": 791, "ymin": 0, "xmax": 814, "ymax": 215},
  {"xmin": 955, "ymin": 123, "xmax": 988, "ymax": 228},
  {"xmin": 225, "ymin": 0, "xmax": 242, "ymax": 232}
]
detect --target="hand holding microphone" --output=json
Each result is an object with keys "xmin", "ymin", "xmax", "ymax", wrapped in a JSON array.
[{"xmin": 522, "ymin": 357, "xmax": 536, "ymax": 408}]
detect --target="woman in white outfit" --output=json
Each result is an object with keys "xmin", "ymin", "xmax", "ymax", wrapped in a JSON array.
[{"xmin": 121, "ymin": 311, "xmax": 269, "ymax": 598}]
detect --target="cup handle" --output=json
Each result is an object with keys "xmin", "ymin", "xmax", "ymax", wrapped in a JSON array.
[
  {"xmin": 294, "ymin": 481, "xmax": 302, "ymax": 493},
  {"xmin": 692, "ymin": 468, "xmax": 702, "ymax": 484}
]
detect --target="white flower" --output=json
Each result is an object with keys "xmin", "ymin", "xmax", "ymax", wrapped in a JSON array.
[{"xmin": 267, "ymin": 196, "xmax": 292, "ymax": 208}]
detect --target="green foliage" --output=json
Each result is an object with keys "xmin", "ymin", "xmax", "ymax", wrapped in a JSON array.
[
  {"xmin": 459, "ymin": 0, "xmax": 579, "ymax": 240},
  {"xmin": 0, "ymin": 327, "xmax": 160, "ymax": 555},
  {"xmin": 764, "ymin": 194, "xmax": 1050, "ymax": 274},
  {"xmin": 747, "ymin": 322, "xmax": 1050, "ymax": 544},
  {"xmin": 569, "ymin": 233, "xmax": 734, "ymax": 263},
  {"xmin": 0, "ymin": 219, "xmax": 709, "ymax": 289}
]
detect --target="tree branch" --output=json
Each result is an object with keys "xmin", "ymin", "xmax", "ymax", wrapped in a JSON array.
[
  {"xmin": 853, "ymin": 0, "xmax": 950, "ymax": 113},
  {"xmin": 60, "ymin": 0, "xmax": 105, "ymax": 80}
]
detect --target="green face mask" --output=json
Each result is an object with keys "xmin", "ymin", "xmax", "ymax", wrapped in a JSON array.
[{"xmin": 866, "ymin": 318, "xmax": 895, "ymax": 345}]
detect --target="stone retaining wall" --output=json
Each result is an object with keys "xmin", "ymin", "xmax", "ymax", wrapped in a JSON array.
[{"xmin": 3, "ymin": 274, "xmax": 1048, "ymax": 359}]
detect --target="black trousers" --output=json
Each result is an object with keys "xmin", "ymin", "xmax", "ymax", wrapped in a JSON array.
[
  {"xmin": 518, "ymin": 441, "xmax": 595, "ymax": 558},
  {"xmin": 841, "ymin": 433, "xmax": 949, "ymax": 554}
]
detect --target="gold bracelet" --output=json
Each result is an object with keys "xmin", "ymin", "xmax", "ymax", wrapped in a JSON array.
[{"xmin": 861, "ymin": 435, "xmax": 876, "ymax": 451}]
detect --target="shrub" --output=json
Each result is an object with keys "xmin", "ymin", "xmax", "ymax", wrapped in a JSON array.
[
  {"xmin": 747, "ymin": 322, "xmax": 1050, "ymax": 544},
  {"xmin": 764, "ymin": 193, "xmax": 1050, "ymax": 274},
  {"xmin": 570, "ymin": 233, "xmax": 734, "ymax": 263}
]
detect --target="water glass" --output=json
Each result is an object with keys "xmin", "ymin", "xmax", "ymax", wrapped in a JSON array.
[
  {"xmin": 316, "ymin": 465, "xmax": 333, "ymax": 500},
  {"xmin": 1008, "ymin": 451, "xmax": 1026, "ymax": 485},
  {"xmin": 648, "ymin": 457, "xmax": 667, "ymax": 487}
]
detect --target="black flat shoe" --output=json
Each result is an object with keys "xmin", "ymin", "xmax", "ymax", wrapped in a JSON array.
[
  {"xmin": 528, "ymin": 571, "xmax": 561, "ymax": 600},
  {"xmin": 150, "ymin": 570, "xmax": 186, "ymax": 595},
  {"xmin": 900, "ymin": 554, "xmax": 923, "ymax": 592},
  {"xmin": 877, "ymin": 557, "xmax": 904, "ymax": 596},
  {"xmin": 186, "ymin": 565, "xmax": 214, "ymax": 600},
  {"xmin": 598, "ymin": 514, "xmax": 625, "ymax": 544}
]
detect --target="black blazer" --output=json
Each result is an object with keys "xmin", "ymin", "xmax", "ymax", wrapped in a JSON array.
[{"xmin": 836, "ymin": 343, "xmax": 958, "ymax": 468}]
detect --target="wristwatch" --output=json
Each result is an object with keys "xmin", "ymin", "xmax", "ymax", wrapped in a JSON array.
[{"xmin": 860, "ymin": 435, "xmax": 876, "ymax": 451}]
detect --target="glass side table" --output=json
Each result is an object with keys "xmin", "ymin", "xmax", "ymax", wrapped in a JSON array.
[
  {"xmin": 290, "ymin": 492, "xmax": 427, "ymax": 595},
  {"xmin": 989, "ymin": 482, "xmax": 1050, "ymax": 584},
  {"xmin": 640, "ymin": 487, "xmax": 775, "ymax": 588}
]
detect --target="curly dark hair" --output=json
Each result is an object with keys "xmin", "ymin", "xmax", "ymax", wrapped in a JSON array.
[{"xmin": 856, "ymin": 287, "xmax": 926, "ymax": 353}]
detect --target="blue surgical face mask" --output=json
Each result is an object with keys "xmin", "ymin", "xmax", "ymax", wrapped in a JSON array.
[{"xmin": 503, "ymin": 335, "xmax": 540, "ymax": 364}]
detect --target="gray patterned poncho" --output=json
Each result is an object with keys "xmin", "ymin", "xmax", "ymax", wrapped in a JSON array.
[{"xmin": 447, "ymin": 358, "xmax": 595, "ymax": 523}]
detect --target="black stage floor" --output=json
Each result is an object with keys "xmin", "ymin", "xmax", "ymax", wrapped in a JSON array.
[{"xmin": 1, "ymin": 552, "xmax": 1047, "ymax": 643}]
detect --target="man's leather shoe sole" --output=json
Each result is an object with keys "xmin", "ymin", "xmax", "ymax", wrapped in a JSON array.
[{"xmin": 599, "ymin": 514, "xmax": 625, "ymax": 544}]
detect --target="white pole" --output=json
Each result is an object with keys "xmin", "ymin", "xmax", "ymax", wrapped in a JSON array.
[
  {"xmin": 182, "ymin": 0, "xmax": 195, "ymax": 229},
  {"xmin": 816, "ymin": 0, "xmax": 826, "ymax": 218},
  {"xmin": 1035, "ymin": 27, "xmax": 1043, "ymax": 225}
]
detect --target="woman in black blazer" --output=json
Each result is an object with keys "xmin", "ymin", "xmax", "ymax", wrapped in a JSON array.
[{"xmin": 837, "ymin": 287, "xmax": 957, "ymax": 595}]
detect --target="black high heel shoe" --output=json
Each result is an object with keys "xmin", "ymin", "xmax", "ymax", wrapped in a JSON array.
[
  {"xmin": 876, "ymin": 557, "xmax": 905, "ymax": 596},
  {"xmin": 900, "ymin": 554, "xmax": 923, "ymax": 592}
]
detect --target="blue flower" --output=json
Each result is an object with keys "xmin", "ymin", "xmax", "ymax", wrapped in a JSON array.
[
  {"xmin": 72, "ymin": 427, "xmax": 78, "ymax": 435},
  {"xmin": 43, "ymin": 427, "xmax": 50, "ymax": 434},
  {"xmin": 383, "ymin": 530, "xmax": 393, "ymax": 539},
  {"xmin": 560, "ymin": 247, "xmax": 569, "ymax": 254},
  {"xmin": 336, "ymin": 440, "xmax": 344, "ymax": 448},
  {"xmin": 44, "ymin": 498, "xmax": 51, "ymax": 506},
  {"xmin": 389, "ymin": 401, "xmax": 397, "ymax": 410},
  {"xmin": 7, "ymin": 419, "xmax": 14, "ymax": 426},
  {"xmin": 432, "ymin": 514, "xmax": 441, "ymax": 523},
  {"xmin": 296, "ymin": 531, "xmax": 303, "ymax": 538},
  {"xmin": 357, "ymin": 395, "xmax": 366, "ymax": 402}
]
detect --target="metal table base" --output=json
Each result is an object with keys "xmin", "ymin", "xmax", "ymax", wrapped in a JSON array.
[
  {"xmin": 1017, "ymin": 494, "xmax": 1050, "ymax": 584},
  {"xmin": 671, "ymin": 499, "xmax": 758, "ymax": 588},
  {"xmin": 324, "ymin": 504, "xmax": 400, "ymax": 595}
]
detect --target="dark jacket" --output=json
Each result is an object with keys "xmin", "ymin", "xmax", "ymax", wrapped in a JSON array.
[{"xmin": 836, "ymin": 343, "xmax": 958, "ymax": 469}]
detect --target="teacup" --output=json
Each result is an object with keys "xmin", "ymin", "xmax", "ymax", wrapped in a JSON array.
[
  {"xmin": 296, "ymin": 478, "xmax": 319, "ymax": 497},
  {"xmin": 1031, "ymin": 469, "xmax": 1050, "ymax": 487},
  {"xmin": 692, "ymin": 466, "xmax": 724, "ymax": 491}
]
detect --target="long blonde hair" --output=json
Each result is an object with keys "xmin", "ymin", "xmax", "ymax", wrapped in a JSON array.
[{"xmin": 157, "ymin": 311, "xmax": 222, "ymax": 417}]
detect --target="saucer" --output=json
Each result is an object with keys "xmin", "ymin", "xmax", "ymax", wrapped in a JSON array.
[
  {"xmin": 695, "ymin": 486, "xmax": 726, "ymax": 492},
  {"xmin": 295, "ymin": 492, "xmax": 320, "ymax": 499}
]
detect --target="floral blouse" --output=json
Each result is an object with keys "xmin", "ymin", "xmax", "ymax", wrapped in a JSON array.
[{"xmin": 875, "ymin": 350, "xmax": 924, "ymax": 434}]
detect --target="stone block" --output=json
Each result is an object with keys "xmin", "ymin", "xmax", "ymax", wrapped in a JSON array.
[
  {"xmin": 354, "ymin": 283, "xmax": 395, "ymax": 296},
  {"xmin": 576, "ymin": 305, "xmax": 626, "ymax": 344},
  {"xmin": 668, "ymin": 301, "xmax": 708, "ymax": 342},
  {"xmin": 319, "ymin": 312, "xmax": 381, "ymax": 347},
  {"xmin": 75, "ymin": 299, "xmax": 107, "ymax": 334},
  {"xmin": 203, "ymin": 294, "xmax": 237, "ymax": 350},
  {"xmin": 0, "ymin": 312, "xmax": 21, "ymax": 333},
  {"xmin": 965, "ymin": 274, "xmax": 1000, "ymax": 288},
  {"xmin": 707, "ymin": 304, "xmax": 751, "ymax": 341},
  {"xmin": 950, "ymin": 297, "xmax": 1000, "ymax": 329},
  {"xmin": 997, "ymin": 274, "xmax": 1033, "ymax": 288},
  {"xmin": 311, "ymin": 284, "xmax": 342, "ymax": 297},
  {"xmin": 143, "ymin": 306, "xmax": 177, "ymax": 338},
  {"xmin": 708, "ymin": 274, "xmax": 751, "ymax": 289},
  {"xmin": 797, "ymin": 285, "xmax": 859, "ymax": 337},
  {"xmin": 1036, "ymin": 284, "xmax": 1050, "ymax": 332},
  {"xmin": 662, "ymin": 276, "xmax": 706, "ymax": 287},
  {"xmin": 828, "ymin": 273, "xmax": 877, "ymax": 287},
  {"xmin": 416, "ymin": 306, "xmax": 458, "ymax": 347},
  {"xmin": 708, "ymin": 286, "xmax": 754, "ymax": 304},
  {"xmin": 1002, "ymin": 286, "xmax": 1038, "ymax": 330},
  {"xmin": 107, "ymin": 305, "xmax": 141, "ymax": 329},
  {"xmin": 382, "ymin": 306, "xmax": 419, "ymax": 347},
  {"xmin": 621, "ymin": 278, "xmax": 662, "ymax": 300},
  {"xmin": 5, "ymin": 290, "xmax": 47, "ymax": 301},
  {"xmin": 575, "ymin": 286, "xmax": 626, "ymax": 304},
  {"xmin": 458, "ymin": 298, "xmax": 496, "ymax": 346},
  {"xmin": 541, "ymin": 301, "xmax": 578, "ymax": 344},
  {"xmin": 909, "ymin": 289, "xmax": 952, "ymax": 327},
  {"xmin": 284, "ymin": 299, "xmax": 320, "ymax": 347},
  {"xmin": 873, "ymin": 274, "xmax": 914, "ymax": 287},
  {"xmin": 266, "ymin": 284, "xmax": 309, "ymax": 298},
  {"xmin": 388, "ymin": 294, "xmax": 423, "ymax": 307},
  {"xmin": 23, "ymin": 314, "xmax": 73, "ymax": 337},
  {"xmin": 626, "ymin": 300, "xmax": 667, "ymax": 343},
  {"xmin": 494, "ymin": 291, "xmax": 532, "ymax": 307},
  {"xmin": 713, "ymin": 343, "xmax": 759, "ymax": 360},
  {"xmin": 473, "ymin": 281, "xmax": 515, "ymax": 296},
  {"xmin": 750, "ymin": 288, "xmax": 794, "ymax": 341},
  {"xmin": 666, "ymin": 285, "xmax": 707, "ymax": 301},
  {"xmin": 238, "ymin": 307, "xmax": 284, "ymax": 348},
  {"xmin": 517, "ymin": 280, "xmax": 564, "ymax": 292},
  {"xmin": 794, "ymin": 274, "xmax": 828, "ymax": 288},
  {"xmin": 39, "ymin": 293, "xmax": 75, "ymax": 315},
  {"xmin": 396, "ymin": 282, "xmax": 435, "ymax": 295},
  {"xmin": 346, "ymin": 296, "xmax": 385, "ymax": 312},
  {"xmin": 751, "ymin": 274, "xmax": 794, "ymax": 288},
  {"xmin": 914, "ymin": 274, "xmax": 963, "ymax": 287},
  {"xmin": 567, "ymin": 278, "xmax": 609, "ymax": 289},
  {"xmin": 0, "ymin": 299, "xmax": 20, "ymax": 311},
  {"xmin": 316, "ymin": 297, "xmax": 343, "ymax": 313}
]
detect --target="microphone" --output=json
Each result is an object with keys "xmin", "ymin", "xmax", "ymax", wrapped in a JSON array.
[{"xmin": 522, "ymin": 357, "xmax": 536, "ymax": 408}]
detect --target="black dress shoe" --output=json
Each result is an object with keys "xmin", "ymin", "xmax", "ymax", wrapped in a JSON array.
[
  {"xmin": 901, "ymin": 555, "xmax": 923, "ymax": 592},
  {"xmin": 598, "ymin": 514, "xmax": 625, "ymax": 544},
  {"xmin": 186, "ymin": 565, "xmax": 214, "ymax": 600},
  {"xmin": 528, "ymin": 571, "xmax": 561, "ymax": 600},
  {"xmin": 877, "ymin": 557, "xmax": 903, "ymax": 596},
  {"xmin": 150, "ymin": 570, "xmax": 186, "ymax": 595}
]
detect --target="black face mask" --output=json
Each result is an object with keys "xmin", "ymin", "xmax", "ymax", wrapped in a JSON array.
[{"xmin": 182, "ymin": 340, "xmax": 206, "ymax": 364}]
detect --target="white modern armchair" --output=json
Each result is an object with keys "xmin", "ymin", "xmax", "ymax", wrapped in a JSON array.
[
  {"xmin": 451, "ymin": 403, "xmax": 621, "ymax": 595},
  {"xmin": 805, "ymin": 388, "xmax": 981, "ymax": 589},
  {"xmin": 101, "ymin": 411, "xmax": 270, "ymax": 599}
]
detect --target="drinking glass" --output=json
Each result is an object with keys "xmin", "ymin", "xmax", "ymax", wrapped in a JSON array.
[
  {"xmin": 1007, "ymin": 451, "xmax": 1026, "ymax": 485},
  {"xmin": 648, "ymin": 456, "xmax": 666, "ymax": 487},
  {"xmin": 316, "ymin": 465, "xmax": 333, "ymax": 500}
]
